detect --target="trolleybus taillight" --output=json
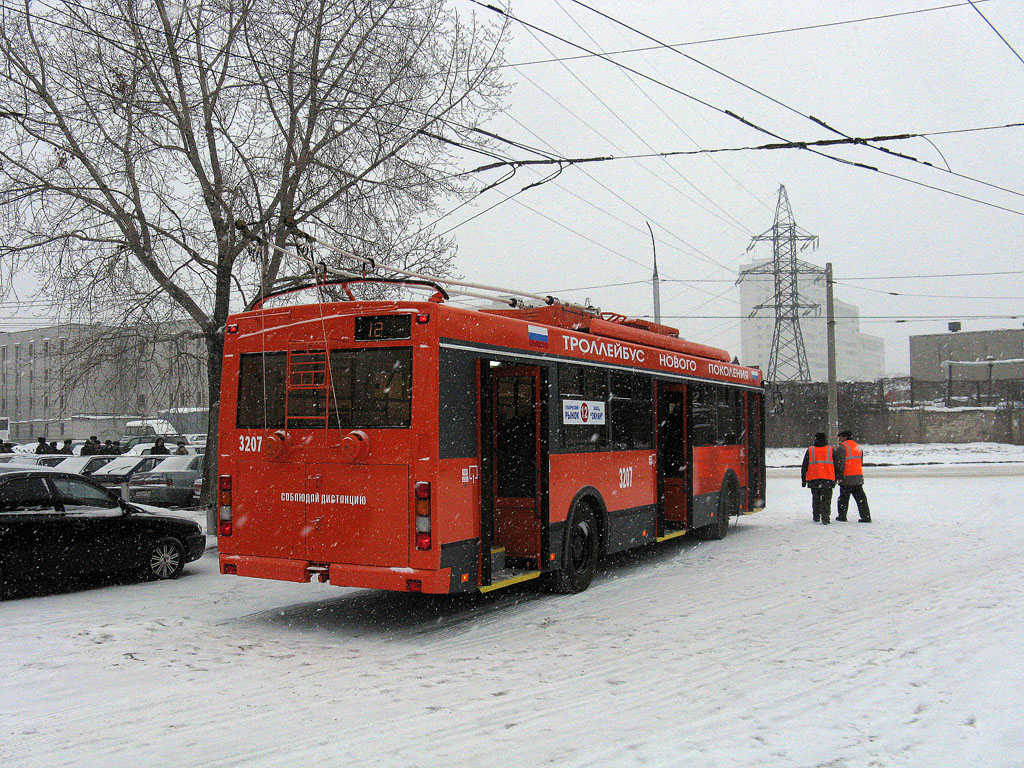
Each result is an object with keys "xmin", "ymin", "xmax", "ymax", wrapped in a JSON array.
[
  {"xmin": 218, "ymin": 474, "xmax": 233, "ymax": 537},
  {"xmin": 414, "ymin": 481, "xmax": 431, "ymax": 550}
]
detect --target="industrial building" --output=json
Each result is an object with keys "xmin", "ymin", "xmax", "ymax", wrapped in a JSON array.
[{"xmin": 0, "ymin": 323, "xmax": 207, "ymax": 442}]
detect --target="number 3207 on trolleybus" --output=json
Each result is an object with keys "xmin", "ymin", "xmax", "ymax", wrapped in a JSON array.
[{"xmin": 217, "ymin": 279, "xmax": 765, "ymax": 595}]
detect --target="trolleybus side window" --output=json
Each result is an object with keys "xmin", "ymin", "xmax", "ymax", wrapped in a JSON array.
[
  {"xmin": 610, "ymin": 371, "xmax": 654, "ymax": 450},
  {"xmin": 558, "ymin": 363, "xmax": 608, "ymax": 451},
  {"xmin": 236, "ymin": 352, "xmax": 287, "ymax": 429},
  {"xmin": 328, "ymin": 347, "xmax": 412, "ymax": 428},
  {"xmin": 718, "ymin": 387, "xmax": 744, "ymax": 445},
  {"xmin": 690, "ymin": 383, "xmax": 717, "ymax": 447}
]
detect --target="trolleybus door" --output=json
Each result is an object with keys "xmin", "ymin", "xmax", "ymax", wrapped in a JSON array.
[
  {"xmin": 657, "ymin": 382, "xmax": 689, "ymax": 528},
  {"xmin": 482, "ymin": 364, "xmax": 545, "ymax": 574},
  {"xmin": 746, "ymin": 391, "xmax": 764, "ymax": 508}
]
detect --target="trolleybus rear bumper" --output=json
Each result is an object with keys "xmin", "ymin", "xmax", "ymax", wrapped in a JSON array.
[{"xmin": 219, "ymin": 553, "xmax": 452, "ymax": 593}]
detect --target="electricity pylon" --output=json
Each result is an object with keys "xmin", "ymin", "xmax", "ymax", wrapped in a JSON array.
[{"xmin": 739, "ymin": 185, "xmax": 823, "ymax": 382}]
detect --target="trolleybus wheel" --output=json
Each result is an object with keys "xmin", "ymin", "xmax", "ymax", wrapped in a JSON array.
[
  {"xmin": 701, "ymin": 482, "xmax": 737, "ymax": 541},
  {"xmin": 550, "ymin": 501, "xmax": 599, "ymax": 594},
  {"xmin": 145, "ymin": 537, "xmax": 185, "ymax": 580}
]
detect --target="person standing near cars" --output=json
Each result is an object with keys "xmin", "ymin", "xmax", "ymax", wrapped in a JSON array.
[
  {"xmin": 801, "ymin": 431, "xmax": 841, "ymax": 525},
  {"xmin": 59, "ymin": 439, "xmax": 74, "ymax": 455},
  {"xmin": 35, "ymin": 436, "xmax": 50, "ymax": 454},
  {"xmin": 835, "ymin": 429, "xmax": 871, "ymax": 523},
  {"xmin": 174, "ymin": 441, "xmax": 189, "ymax": 455},
  {"xmin": 150, "ymin": 437, "xmax": 170, "ymax": 455}
]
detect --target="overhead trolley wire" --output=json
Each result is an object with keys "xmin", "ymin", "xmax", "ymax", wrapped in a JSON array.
[
  {"xmin": 496, "ymin": 67, "xmax": 752, "ymax": 270},
  {"xmin": 967, "ymin": 0, "xmax": 1024, "ymax": 67},
  {"xmin": 834, "ymin": 280, "xmax": 1024, "ymax": 301},
  {"xmin": 472, "ymin": 1, "xmax": 1024, "ymax": 217},
  {"xmin": 564, "ymin": 0, "xmax": 1024, "ymax": 203},
  {"xmin": 842, "ymin": 269, "xmax": 1024, "ymax": 280},
  {"xmin": 504, "ymin": 1, "xmax": 995, "ymax": 69},
  {"xmin": 532, "ymin": 5, "xmax": 757, "ymax": 234}
]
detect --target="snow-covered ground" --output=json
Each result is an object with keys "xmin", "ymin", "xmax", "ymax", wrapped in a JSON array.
[
  {"xmin": 4, "ymin": 452, "xmax": 1024, "ymax": 767},
  {"xmin": 769, "ymin": 440, "xmax": 1024, "ymax": 467}
]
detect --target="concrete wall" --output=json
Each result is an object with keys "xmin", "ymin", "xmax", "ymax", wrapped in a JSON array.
[{"xmin": 766, "ymin": 380, "xmax": 1023, "ymax": 446}]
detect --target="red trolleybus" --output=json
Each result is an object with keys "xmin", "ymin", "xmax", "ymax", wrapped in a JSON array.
[{"xmin": 217, "ymin": 280, "xmax": 765, "ymax": 594}]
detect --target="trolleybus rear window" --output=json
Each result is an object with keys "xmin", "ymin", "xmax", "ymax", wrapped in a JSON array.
[
  {"xmin": 328, "ymin": 347, "xmax": 412, "ymax": 428},
  {"xmin": 236, "ymin": 352, "xmax": 287, "ymax": 429},
  {"xmin": 235, "ymin": 348, "xmax": 412, "ymax": 430}
]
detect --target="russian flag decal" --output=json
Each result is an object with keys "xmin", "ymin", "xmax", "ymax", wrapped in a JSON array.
[{"xmin": 528, "ymin": 324, "xmax": 549, "ymax": 347}]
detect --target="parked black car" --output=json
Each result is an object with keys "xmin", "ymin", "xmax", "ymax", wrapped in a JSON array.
[{"xmin": 0, "ymin": 466, "xmax": 205, "ymax": 596}]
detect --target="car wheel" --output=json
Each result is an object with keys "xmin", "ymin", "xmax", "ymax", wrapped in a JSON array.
[
  {"xmin": 146, "ymin": 537, "xmax": 185, "ymax": 580},
  {"xmin": 549, "ymin": 501, "xmax": 599, "ymax": 594}
]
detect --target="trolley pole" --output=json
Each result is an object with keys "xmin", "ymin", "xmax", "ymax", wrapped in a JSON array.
[{"xmin": 825, "ymin": 262, "xmax": 838, "ymax": 443}]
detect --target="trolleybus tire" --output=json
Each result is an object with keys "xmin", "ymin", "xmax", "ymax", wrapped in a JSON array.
[
  {"xmin": 144, "ymin": 537, "xmax": 186, "ymax": 580},
  {"xmin": 695, "ymin": 481, "xmax": 738, "ymax": 541},
  {"xmin": 549, "ymin": 501, "xmax": 599, "ymax": 594}
]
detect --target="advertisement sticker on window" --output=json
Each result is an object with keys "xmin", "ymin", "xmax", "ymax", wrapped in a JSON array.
[{"xmin": 562, "ymin": 399, "xmax": 606, "ymax": 425}]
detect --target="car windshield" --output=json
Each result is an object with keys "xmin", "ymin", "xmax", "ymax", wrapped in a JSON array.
[
  {"xmin": 55, "ymin": 457, "xmax": 89, "ymax": 472},
  {"xmin": 150, "ymin": 455, "xmax": 199, "ymax": 472},
  {"xmin": 84, "ymin": 456, "xmax": 116, "ymax": 472},
  {"xmin": 97, "ymin": 456, "xmax": 144, "ymax": 474}
]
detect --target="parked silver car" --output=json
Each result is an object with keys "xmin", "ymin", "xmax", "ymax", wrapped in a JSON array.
[
  {"xmin": 8, "ymin": 454, "xmax": 70, "ymax": 468},
  {"xmin": 128, "ymin": 454, "xmax": 205, "ymax": 507},
  {"xmin": 52, "ymin": 455, "xmax": 119, "ymax": 476},
  {"xmin": 88, "ymin": 455, "xmax": 166, "ymax": 489}
]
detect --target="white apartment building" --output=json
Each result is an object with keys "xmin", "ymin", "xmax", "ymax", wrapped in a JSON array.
[{"xmin": 738, "ymin": 259, "xmax": 885, "ymax": 382}]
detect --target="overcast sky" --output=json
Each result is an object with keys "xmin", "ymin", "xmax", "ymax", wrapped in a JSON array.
[
  {"xmin": 441, "ymin": 0, "xmax": 1024, "ymax": 375},
  {"xmin": 4, "ymin": 1, "xmax": 1021, "ymax": 377}
]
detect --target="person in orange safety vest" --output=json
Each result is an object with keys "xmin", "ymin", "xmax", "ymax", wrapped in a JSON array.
[
  {"xmin": 835, "ymin": 429, "xmax": 871, "ymax": 522},
  {"xmin": 801, "ymin": 431, "xmax": 841, "ymax": 524}
]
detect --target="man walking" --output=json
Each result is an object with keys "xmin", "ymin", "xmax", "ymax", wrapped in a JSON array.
[
  {"xmin": 801, "ymin": 431, "xmax": 840, "ymax": 524},
  {"xmin": 835, "ymin": 429, "xmax": 871, "ymax": 523}
]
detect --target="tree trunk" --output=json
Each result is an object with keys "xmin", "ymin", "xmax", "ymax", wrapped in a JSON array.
[{"xmin": 201, "ymin": 328, "xmax": 225, "ymax": 536}]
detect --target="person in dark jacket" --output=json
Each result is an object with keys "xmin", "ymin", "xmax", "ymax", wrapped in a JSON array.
[
  {"xmin": 835, "ymin": 429, "xmax": 871, "ymax": 522},
  {"xmin": 59, "ymin": 439, "xmax": 74, "ymax": 455},
  {"xmin": 81, "ymin": 436, "xmax": 97, "ymax": 456},
  {"xmin": 150, "ymin": 437, "xmax": 170, "ymax": 455},
  {"xmin": 800, "ymin": 431, "xmax": 842, "ymax": 524},
  {"xmin": 35, "ymin": 436, "xmax": 51, "ymax": 454}
]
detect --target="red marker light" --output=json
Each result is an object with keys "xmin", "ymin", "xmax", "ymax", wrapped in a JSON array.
[
  {"xmin": 226, "ymin": 323, "xmax": 239, "ymax": 334},
  {"xmin": 416, "ymin": 313, "xmax": 430, "ymax": 324}
]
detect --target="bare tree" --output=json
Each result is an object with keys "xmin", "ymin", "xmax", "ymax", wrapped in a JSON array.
[{"xmin": 0, "ymin": 0, "xmax": 508, "ymax": 502}]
